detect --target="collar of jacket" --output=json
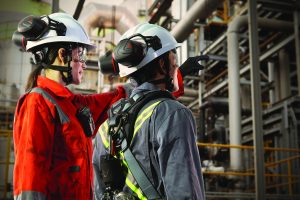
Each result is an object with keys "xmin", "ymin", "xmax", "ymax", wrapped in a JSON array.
[
  {"xmin": 37, "ymin": 75, "xmax": 73, "ymax": 99},
  {"xmin": 130, "ymin": 82, "xmax": 161, "ymax": 97}
]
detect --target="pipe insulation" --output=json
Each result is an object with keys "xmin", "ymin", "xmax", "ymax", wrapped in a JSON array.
[
  {"xmin": 79, "ymin": 3, "xmax": 139, "ymax": 36},
  {"xmin": 171, "ymin": 0, "xmax": 223, "ymax": 42},
  {"xmin": 227, "ymin": 15, "xmax": 293, "ymax": 171}
]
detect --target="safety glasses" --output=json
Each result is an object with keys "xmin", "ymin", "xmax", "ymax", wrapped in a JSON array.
[{"xmin": 72, "ymin": 46, "xmax": 87, "ymax": 64}]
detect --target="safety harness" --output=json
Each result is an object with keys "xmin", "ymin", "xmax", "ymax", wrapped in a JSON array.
[{"xmin": 98, "ymin": 90, "xmax": 174, "ymax": 199}]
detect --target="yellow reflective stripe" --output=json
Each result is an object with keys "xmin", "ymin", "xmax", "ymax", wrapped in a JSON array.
[
  {"xmin": 121, "ymin": 151, "xmax": 146, "ymax": 199},
  {"xmin": 125, "ymin": 174, "xmax": 147, "ymax": 200},
  {"xmin": 133, "ymin": 101, "xmax": 161, "ymax": 138},
  {"xmin": 120, "ymin": 152, "xmax": 128, "ymax": 168},
  {"xmin": 125, "ymin": 101, "xmax": 161, "ymax": 199},
  {"xmin": 135, "ymin": 101, "xmax": 161, "ymax": 126},
  {"xmin": 120, "ymin": 152, "xmax": 146, "ymax": 199},
  {"xmin": 99, "ymin": 121, "xmax": 109, "ymax": 148}
]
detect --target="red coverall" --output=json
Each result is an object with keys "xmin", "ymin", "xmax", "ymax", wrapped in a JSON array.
[{"xmin": 13, "ymin": 76, "xmax": 126, "ymax": 200}]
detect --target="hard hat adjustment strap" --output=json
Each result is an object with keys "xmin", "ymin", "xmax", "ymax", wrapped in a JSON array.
[
  {"xmin": 42, "ymin": 63, "xmax": 69, "ymax": 72},
  {"xmin": 60, "ymin": 61, "xmax": 73, "ymax": 85}
]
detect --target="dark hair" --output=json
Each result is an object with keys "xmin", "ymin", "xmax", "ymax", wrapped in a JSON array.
[
  {"xmin": 25, "ymin": 65, "xmax": 43, "ymax": 92},
  {"xmin": 129, "ymin": 51, "xmax": 170, "ymax": 85},
  {"xmin": 25, "ymin": 47, "xmax": 58, "ymax": 92},
  {"xmin": 24, "ymin": 43, "xmax": 71, "ymax": 92}
]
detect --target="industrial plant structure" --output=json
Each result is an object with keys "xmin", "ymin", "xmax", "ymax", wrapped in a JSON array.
[{"xmin": 0, "ymin": 0, "xmax": 300, "ymax": 199}]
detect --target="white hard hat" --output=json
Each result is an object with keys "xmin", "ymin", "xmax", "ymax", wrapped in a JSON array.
[
  {"xmin": 117, "ymin": 23, "xmax": 179, "ymax": 77},
  {"xmin": 26, "ymin": 13, "xmax": 95, "ymax": 51}
]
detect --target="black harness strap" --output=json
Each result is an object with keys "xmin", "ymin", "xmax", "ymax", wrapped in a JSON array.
[{"xmin": 108, "ymin": 90, "xmax": 174, "ymax": 199}]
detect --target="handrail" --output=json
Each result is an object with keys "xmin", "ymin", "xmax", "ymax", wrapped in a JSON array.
[
  {"xmin": 199, "ymin": 142, "xmax": 300, "ymax": 195},
  {"xmin": 197, "ymin": 142, "xmax": 300, "ymax": 152}
]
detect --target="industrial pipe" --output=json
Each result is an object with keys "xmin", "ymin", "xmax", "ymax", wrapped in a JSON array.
[
  {"xmin": 199, "ymin": 97, "xmax": 229, "ymax": 141},
  {"xmin": 171, "ymin": 0, "xmax": 223, "ymax": 43},
  {"xmin": 79, "ymin": 3, "xmax": 139, "ymax": 35},
  {"xmin": 227, "ymin": 15, "xmax": 293, "ymax": 171}
]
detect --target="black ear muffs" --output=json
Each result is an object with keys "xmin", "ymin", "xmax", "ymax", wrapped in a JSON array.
[
  {"xmin": 12, "ymin": 31, "xmax": 27, "ymax": 50},
  {"xmin": 113, "ymin": 39, "xmax": 146, "ymax": 67},
  {"xmin": 98, "ymin": 51, "xmax": 120, "ymax": 75},
  {"xmin": 12, "ymin": 15, "xmax": 66, "ymax": 51},
  {"xmin": 17, "ymin": 15, "xmax": 48, "ymax": 39},
  {"xmin": 113, "ymin": 33, "xmax": 162, "ymax": 68}
]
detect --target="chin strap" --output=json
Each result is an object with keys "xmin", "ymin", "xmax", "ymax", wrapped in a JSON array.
[{"xmin": 42, "ymin": 61, "xmax": 73, "ymax": 85}]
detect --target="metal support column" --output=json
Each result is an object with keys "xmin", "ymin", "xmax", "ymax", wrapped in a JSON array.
[
  {"xmin": 248, "ymin": 1, "xmax": 265, "ymax": 199},
  {"xmin": 52, "ymin": 0, "xmax": 59, "ymax": 13},
  {"xmin": 294, "ymin": 4, "xmax": 300, "ymax": 95},
  {"xmin": 278, "ymin": 49, "xmax": 291, "ymax": 99},
  {"xmin": 198, "ymin": 25, "xmax": 206, "ymax": 141}
]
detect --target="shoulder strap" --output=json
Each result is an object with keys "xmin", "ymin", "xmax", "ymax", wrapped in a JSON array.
[
  {"xmin": 125, "ymin": 90, "xmax": 174, "ymax": 143},
  {"xmin": 110, "ymin": 90, "xmax": 173, "ymax": 199},
  {"xmin": 30, "ymin": 87, "xmax": 70, "ymax": 124}
]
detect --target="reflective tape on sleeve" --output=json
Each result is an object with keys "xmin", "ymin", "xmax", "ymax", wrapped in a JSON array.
[{"xmin": 99, "ymin": 121, "xmax": 109, "ymax": 148}]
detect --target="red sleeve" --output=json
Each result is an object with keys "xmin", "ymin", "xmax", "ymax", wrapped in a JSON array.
[
  {"xmin": 13, "ymin": 94, "xmax": 55, "ymax": 197},
  {"xmin": 172, "ymin": 69, "xmax": 184, "ymax": 98},
  {"xmin": 73, "ymin": 86, "xmax": 127, "ymax": 137}
]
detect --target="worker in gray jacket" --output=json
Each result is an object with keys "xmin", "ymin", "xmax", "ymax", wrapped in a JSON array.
[{"xmin": 93, "ymin": 22, "xmax": 205, "ymax": 200}]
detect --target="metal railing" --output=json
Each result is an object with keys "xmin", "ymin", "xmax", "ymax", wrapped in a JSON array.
[{"xmin": 198, "ymin": 142, "xmax": 300, "ymax": 198}]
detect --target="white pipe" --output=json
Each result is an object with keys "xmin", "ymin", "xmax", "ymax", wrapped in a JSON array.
[
  {"xmin": 267, "ymin": 60, "xmax": 275, "ymax": 105},
  {"xmin": 227, "ymin": 30, "xmax": 242, "ymax": 171},
  {"xmin": 171, "ymin": 0, "xmax": 223, "ymax": 42},
  {"xmin": 79, "ymin": 3, "xmax": 139, "ymax": 35},
  {"xmin": 184, "ymin": 87, "xmax": 199, "ymax": 97},
  {"xmin": 227, "ymin": 16, "xmax": 293, "ymax": 171}
]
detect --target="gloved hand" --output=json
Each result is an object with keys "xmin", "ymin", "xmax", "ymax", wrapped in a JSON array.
[{"xmin": 178, "ymin": 55, "xmax": 209, "ymax": 77}]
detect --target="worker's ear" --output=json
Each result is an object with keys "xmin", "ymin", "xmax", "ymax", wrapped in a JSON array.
[{"xmin": 58, "ymin": 48, "xmax": 67, "ymax": 64}]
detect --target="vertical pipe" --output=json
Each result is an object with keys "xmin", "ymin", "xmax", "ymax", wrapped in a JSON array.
[
  {"xmin": 267, "ymin": 58, "xmax": 275, "ymax": 105},
  {"xmin": 273, "ymin": 60, "xmax": 281, "ymax": 102},
  {"xmin": 198, "ymin": 25, "xmax": 206, "ymax": 112},
  {"xmin": 199, "ymin": 108, "xmax": 205, "ymax": 142},
  {"xmin": 227, "ymin": 31, "xmax": 242, "ymax": 171},
  {"xmin": 278, "ymin": 49, "xmax": 291, "ymax": 99},
  {"xmin": 294, "ymin": 8, "xmax": 300, "ymax": 95},
  {"xmin": 248, "ymin": 1, "xmax": 265, "ymax": 199},
  {"xmin": 171, "ymin": 0, "xmax": 223, "ymax": 42},
  {"xmin": 227, "ymin": 15, "xmax": 292, "ymax": 179}
]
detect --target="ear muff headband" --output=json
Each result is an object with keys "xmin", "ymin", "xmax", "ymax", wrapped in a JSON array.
[
  {"xmin": 12, "ymin": 15, "xmax": 67, "ymax": 50},
  {"xmin": 113, "ymin": 33, "xmax": 162, "ymax": 68}
]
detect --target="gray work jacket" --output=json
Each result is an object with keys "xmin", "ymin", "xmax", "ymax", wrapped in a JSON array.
[{"xmin": 93, "ymin": 82, "xmax": 205, "ymax": 200}]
